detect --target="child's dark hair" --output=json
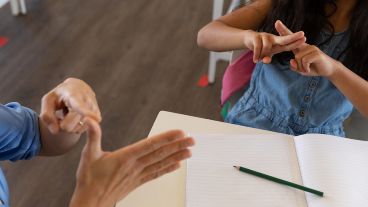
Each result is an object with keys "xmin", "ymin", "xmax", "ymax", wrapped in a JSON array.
[{"xmin": 260, "ymin": 0, "xmax": 368, "ymax": 80}]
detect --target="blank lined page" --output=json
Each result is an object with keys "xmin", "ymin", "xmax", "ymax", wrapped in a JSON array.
[
  {"xmin": 295, "ymin": 134, "xmax": 368, "ymax": 207},
  {"xmin": 186, "ymin": 134, "xmax": 307, "ymax": 207}
]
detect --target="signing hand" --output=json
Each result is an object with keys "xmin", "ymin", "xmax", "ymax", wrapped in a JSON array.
[
  {"xmin": 70, "ymin": 120, "xmax": 195, "ymax": 207},
  {"xmin": 243, "ymin": 29, "xmax": 306, "ymax": 64},
  {"xmin": 40, "ymin": 78, "xmax": 101, "ymax": 134},
  {"xmin": 275, "ymin": 20, "xmax": 340, "ymax": 77}
]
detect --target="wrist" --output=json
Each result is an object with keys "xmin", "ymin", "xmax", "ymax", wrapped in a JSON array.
[
  {"xmin": 327, "ymin": 60, "xmax": 344, "ymax": 81},
  {"xmin": 242, "ymin": 29, "xmax": 256, "ymax": 49},
  {"xmin": 70, "ymin": 184, "xmax": 113, "ymax": 207}
]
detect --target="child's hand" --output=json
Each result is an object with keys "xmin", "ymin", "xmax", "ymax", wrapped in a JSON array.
[
  {"xmin": 289, "ymin": 44, "xmax": 340, "ymax": 77},
  {"xmin": 243, "ymin": 30, "xmax": 306, "ymax": 64},
  {"xmin": 275, "ymin": 20, "xmax": 339, "ymax": 77}
]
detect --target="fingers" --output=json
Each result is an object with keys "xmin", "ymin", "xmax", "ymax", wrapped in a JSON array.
[
  {"xmin": 260, "ymin": 35, "xmax": 272, "ymax": 62},
  {"xmin": 74, "ymin": 124, "xmax": 88, "ymax": 134},
  {"xmin": 252, "ymin": 34, "xmax": 274, "ymax": 63},
  {"xmin": 262, "ymin": 56, "xmax": 272, "ymax": 64},
  {"xmin": 84, "ymin": 118, "xmax": 102, "ymax": 156},
  {"xmin": 66, "ymin": 96, "xmax": 102, "ymax": 123},
  {"xmin": 253, "ymin": 35, "xmax": 262, "ymax": 63},
  {"xmin": 57, "ymin": 78, "xmax": 102, "ymax": 122},
  {"xmin": 290, "ymin": 59, "xmax": 299, "ymax": 72},
  {"xmin": 60, "ymin": 111, "xmax": 82, "ymax": 132},
  {"xmin": 137, "ymin": 137, "xmax": 194, "ymax": 168},
  {"xmin": 139, "ymin": 163, "xmax": 181, "ymax": 185},
  {"xmin": 273, "ymin": 37, "xmax": 306, "ymax": 54},
  {"xmin": 140, "ymin": 149, "xmax": 191, "ymax": 179},
  {"xmin": 41, "ymin": 78, "xmax": 102, "ymax": 136},
  {"xmin": 291, "ymin": 52, "xmax": 319, "ymax": 74},
  {"xmin": 293, "ymin": 45, "xmax": 317, "ymax": 72},
  {"xmin": 273, "ymin": 31, "xmax": 305, "ymax": 46},
  {"xmin": 283, "ymin": 37, "xmax": 306, "ymax": 51},
  {"xmin": 251, "ymin": 30, "xmax": 305, "ymax": 64},
  {"xmin": 274, "ymin": 20, "xmax": 306, "ymax": 54},
  {"xmin": 275, "ymin": 20, "xmax": 293, "ymax": 36},
  {"xmin": 122, "ymin": 130, "xmax": 187, "ymax": 158},
  {"xmin": 40, "ymin": 92, "xmax": 60, "ymax": 134}
]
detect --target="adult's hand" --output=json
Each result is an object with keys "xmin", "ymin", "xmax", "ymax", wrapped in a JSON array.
[
  {"xmin": 70, "ymin": 119, "xmax": 195, "ymax": 207},
  {"xmin": 40, "ymin": 78, "xmax": 101, "ymax": 134}
]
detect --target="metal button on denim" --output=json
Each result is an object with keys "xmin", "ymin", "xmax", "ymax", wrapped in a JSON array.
[
  {"xmin": 309, "ymin": 81, "xmax": 317, "ymax": 88},
  {"xmin": 304, "ymin": 96, "xmax": 310, "ymax": 102}
]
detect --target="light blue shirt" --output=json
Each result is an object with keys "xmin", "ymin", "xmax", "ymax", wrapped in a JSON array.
[
  {"xmin": 0, "ymin": 103, "xmax": 41, "ymax": 206},
  {"xmin": 226, "ymin": 30, "xmax": 353, "ymax": 137}
]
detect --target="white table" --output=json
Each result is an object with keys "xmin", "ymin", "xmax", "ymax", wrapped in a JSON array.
[{"xmin": 117, "ymin": 111, "xmax": 278, "ymax": 207}]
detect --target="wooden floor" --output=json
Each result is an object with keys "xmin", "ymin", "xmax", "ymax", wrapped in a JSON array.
[{"xmin": 0, "ymin": 0, "xmax": 228, "ymax": 206}]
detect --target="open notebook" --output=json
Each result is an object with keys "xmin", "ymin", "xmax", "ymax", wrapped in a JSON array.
[{"xmin": 186, "ymin": 134, "xmax": 368, "ymax": 207}]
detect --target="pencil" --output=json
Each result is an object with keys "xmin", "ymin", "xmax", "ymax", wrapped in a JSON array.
[{"xmin": 233, "ymin": 166, "xmax": 324, "ymax": 197}]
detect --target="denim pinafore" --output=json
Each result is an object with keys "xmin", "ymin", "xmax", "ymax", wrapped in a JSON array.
[{"xmin": 225, "ymin": 30, "xmax": 353, "ymax": 137}]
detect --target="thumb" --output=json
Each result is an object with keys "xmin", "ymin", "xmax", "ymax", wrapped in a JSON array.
[
  {"xmin": 84, "ymin": 118, "xmax": 102, "ymax": 157},
  {"xmin": 40, "ymin": 93, "xmax": 60, "ymax": 134},
  {"xmin": 275, "ymin": 20, "xmax": 293, "ymax": 36}
]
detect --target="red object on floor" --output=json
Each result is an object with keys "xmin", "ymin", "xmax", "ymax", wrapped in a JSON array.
[
  {"xmin": 0, "ymin": 37, "xmax": 9, "ymax": 48},
  {"xmin": 197, "ymin": 74, "xmax": 209, "ymax": 87}
]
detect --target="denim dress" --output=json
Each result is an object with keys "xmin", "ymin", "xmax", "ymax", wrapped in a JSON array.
[{"xmin": 226, "ymin": 30, "xmax": 353, "ymax": 137}]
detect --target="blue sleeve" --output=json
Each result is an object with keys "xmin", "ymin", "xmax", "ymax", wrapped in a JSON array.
[{"xmin": 0, "ymin": 102, "xmax": 41, "ymax": 161}]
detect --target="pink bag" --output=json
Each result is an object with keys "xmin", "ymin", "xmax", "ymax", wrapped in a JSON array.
[{"xmin": 221, "ymin": 51, "xmax": 256, "ymax": 105}]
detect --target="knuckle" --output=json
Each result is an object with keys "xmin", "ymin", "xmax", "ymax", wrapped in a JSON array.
[
  {"xmin": 145, "ymin": 139, "xmax": 154, "ymax": 149},
  {"xmin": 40, "ymin": 112, "xmax": 49, "ymax": 120},
  {"xmin": 41, "ymin": 92, "xmax": 54, "ymax": 104}
]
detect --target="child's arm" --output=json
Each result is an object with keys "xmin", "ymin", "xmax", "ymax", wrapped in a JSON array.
[
  {"xmin": 197, "ymin": 0, "xmax": 306, "ymax": 64},
  {"xmin": 329, "ymin": 64, "xmax": 368, "ymax": 117},
  {"xmin": 197, "ymin": 0, "xmax": 271, "ymax": 51}
]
